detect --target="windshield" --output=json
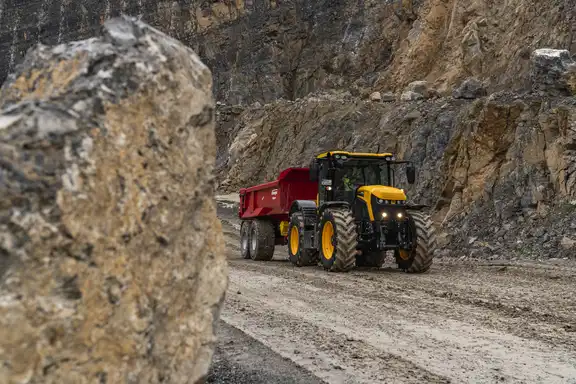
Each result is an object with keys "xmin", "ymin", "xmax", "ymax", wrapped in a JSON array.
[{"xmin": 335, "ymin": 163, "xmax": 392, "ymax": 189}]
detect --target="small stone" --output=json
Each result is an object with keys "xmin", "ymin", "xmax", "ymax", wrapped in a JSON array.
[
  {"xmin": 560, "ymin": 236, "xmax": 576, "ymax": 250},
  {"xmin": 452, "ymin": 77, "xmax": 487, "ymax": 99},
  {"xmin": 381, "ymin": 92, "xmax": 396, "ymax": 102},
  {"xmin": 401, "ymin": 80, "xmax": 438, "ymax": 100},
  {"xmin": 403, "ymin": 110, "xmax": 422, "ymax": 121},
  {"xmin": 369, "ymin": 91, "xmax": 382, "ymax": 101},
  {"xmin": 401, "ymin": 90, "xmax": 424, "ymax": 101}
]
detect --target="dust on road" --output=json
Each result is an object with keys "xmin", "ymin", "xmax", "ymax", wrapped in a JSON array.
[{"xmin": 216, "ymin": 197, "xmax": 576, "ymax": 384}]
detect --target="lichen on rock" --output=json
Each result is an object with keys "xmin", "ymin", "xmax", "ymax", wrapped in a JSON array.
[{"xmin": 0, "ymin": 15, "xmax": 227, "ymax": 384}]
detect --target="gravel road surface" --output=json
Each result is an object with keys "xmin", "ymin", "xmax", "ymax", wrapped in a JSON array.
[{"xmin": 211, "ymin": 196, "xmax": 576, "ymax": 384}]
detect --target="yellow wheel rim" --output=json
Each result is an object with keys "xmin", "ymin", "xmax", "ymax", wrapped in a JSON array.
[
  {"xmin": 398, "ymin": 249, "xmax": 410, "ymax": 260},
  {"xmin": 289, "ymin": 226, "xmax": 299, "ymax": 255},
  {"xmin": 322, "ymin": 221, "xmax": 335, "ymax": 259}
]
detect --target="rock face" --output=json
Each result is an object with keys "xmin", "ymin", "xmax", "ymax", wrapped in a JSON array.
[
  {"xmin": 3, "ymin": 1, "xmax": 575, "ymax": 102},
  {"xmin": 193, "ymin": 0, "xmax": 576, "ymax": 104},
  {"xmin": 0, "ymin": 16, "xmax": 227, "ymax": 384},
  {"xmin": 0, "ymin": 0, "xmax": 202, "ymax": 85}
]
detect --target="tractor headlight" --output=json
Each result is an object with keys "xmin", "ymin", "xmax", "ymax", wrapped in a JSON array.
[
  {"xmin": 397, "ymin": 212, "xmax": 403, "ymax": 219},
  {"xmin": 382, "ymin": 211, "xmax": 388, "ymax": 219}
]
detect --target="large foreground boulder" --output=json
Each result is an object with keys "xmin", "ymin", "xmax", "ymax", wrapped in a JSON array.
[{"xmin": 0, "ymin": 16, "xmax": 227, "ymax": 383}]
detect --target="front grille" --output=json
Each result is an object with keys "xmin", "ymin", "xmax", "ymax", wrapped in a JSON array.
[{"xmin": 370, "ymin": 195, "xmax": 406, "ymax": 221}]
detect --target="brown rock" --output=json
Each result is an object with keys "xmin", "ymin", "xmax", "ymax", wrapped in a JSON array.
[
  {"xmin": 560, "ymin": 236, "xmax": 576, "ymax": 250},
  {"xmin": 401, "ymin": 80, "xmax": 435, "ymax": 100},
  {"xmin": 0, "ymin": 16, "xmax": 227, "ymax": 383}
]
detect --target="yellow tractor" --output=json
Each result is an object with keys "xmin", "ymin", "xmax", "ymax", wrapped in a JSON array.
[{"xmin": 287, "ymin": 151, "xmax": 437, "ymax": 272}]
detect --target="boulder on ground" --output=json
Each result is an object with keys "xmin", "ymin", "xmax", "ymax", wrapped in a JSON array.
[
  {"xmin": 0, "ymin": 15, "xmax": 227, "ymax": 384},
  {"xmin": 452, "ymin": 77, "xmax": 487, "ymax": 99},
  {"xmin": 530, "ymin": 48, "xmax": 576, "ymax": 96},
  {"xmin": 401, "ymin": 80, "xmax": 435, "ymax": 101}
]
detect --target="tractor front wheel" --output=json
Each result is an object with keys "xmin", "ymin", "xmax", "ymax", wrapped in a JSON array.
[
  {"xmin": 319, "ymin": 208, "xmax": 357, "ymax": 272},
  {"xmin": 396, "ymin": 211, "xmax": 437, "ymax": 273},
  {"xmin": 287, "ymin": 212, "xmax": 318, "ymax": 267}
]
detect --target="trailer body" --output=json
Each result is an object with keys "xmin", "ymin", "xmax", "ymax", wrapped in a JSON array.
[
  {"xmin": 239, "ymin": 168, "xmax": 317, "ymax": 245},
  {"xmin": 239, "ymin": 167, "xmax": 317, "ymax": 221}
]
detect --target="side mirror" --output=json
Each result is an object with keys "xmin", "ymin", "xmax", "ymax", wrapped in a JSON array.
[
  {"xmin": 406, "ymin": 164, "xmax": 416, "ymax": 184},
  {"xmin": 309, "ymin": 160, "xmax": 319, "ymax": 182}
]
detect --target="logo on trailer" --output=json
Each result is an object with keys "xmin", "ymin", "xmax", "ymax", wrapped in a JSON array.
[{"xmin": 271, "ymin": 189, "xmax": 278, "ymax": 200}]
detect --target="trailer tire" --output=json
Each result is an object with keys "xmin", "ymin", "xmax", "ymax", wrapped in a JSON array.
[
  {"xmin": 240, "ymin": 220, "xmax": 251, "ymax": 259},
  {"xmin": 396, "ymin": 211, "xmax": 437, "ymax": 273},
  {"xmin": 356, "ymin": 251, "xmax": 386, "ymax": 268},
  {"xmin": 319, "ymin": 208, "xmax": 357, "ymax": 272},
  {"xmin": 250, "ymin": 219, "xmax": 275, "ymax": 261},
  {"xmin": 288, "ymin": 212, "xmax": 319, "ymax": 267}
]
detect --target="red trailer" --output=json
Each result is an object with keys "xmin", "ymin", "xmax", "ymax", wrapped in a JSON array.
[{"xmin": 239, "ymin": 167, "xmax": 317, "ymax": 261}]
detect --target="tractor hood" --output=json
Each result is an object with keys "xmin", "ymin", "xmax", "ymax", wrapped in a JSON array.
[{"xmin": 358, "ymin": 185, "xmax": 406, "ymax": 201}]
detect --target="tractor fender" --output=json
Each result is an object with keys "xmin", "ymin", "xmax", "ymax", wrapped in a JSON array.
[
  {"xmin": 318, "ymin": 201, "xmax": 351, "ymax": 217},
  {"xmin": 289, "ymin": 200, "xmax": 318, "ymax": 228}
]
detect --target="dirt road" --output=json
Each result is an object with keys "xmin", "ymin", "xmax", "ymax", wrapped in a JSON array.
[{"xmin": 215, "ymin": 196, "xmax": 576, "ymax": 384}]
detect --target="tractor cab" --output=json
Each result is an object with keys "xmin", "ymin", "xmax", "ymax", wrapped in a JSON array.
[{"xmin": 309, "ymin": 151, "xmax": 416, "ymax": 221}]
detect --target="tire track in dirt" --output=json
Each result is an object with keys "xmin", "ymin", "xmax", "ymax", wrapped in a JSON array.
[{"xmin": 224, "ymin": 261, "xmax": 576, "ymax": 383}]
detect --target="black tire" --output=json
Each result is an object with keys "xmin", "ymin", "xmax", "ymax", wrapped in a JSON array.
[
  {"xmin": 240, "ymin": 220, "xmax": 251, "ymax": 259},
  {"xmin": 287, "ymin": 212, "xmax": 319, "ymax": 267},
  {"xmin": 396, "ymin": 211, "xmax": 437, "ymax": 273},
  {"xmin": 250, "ymin": 219, "xmax": 275, "ymax": 261},
  {"xmin": 319, "ymin": 208, "xmax": 357, "ymax": 272},
  {"xmin": 356, "ymin": 251, "xmax": 386, "ymax": 268}
]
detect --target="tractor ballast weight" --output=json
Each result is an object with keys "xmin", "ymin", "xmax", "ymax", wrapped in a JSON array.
[{"xmin": 238, "ymin": 151, "xmax": 437, "ymax": 273}]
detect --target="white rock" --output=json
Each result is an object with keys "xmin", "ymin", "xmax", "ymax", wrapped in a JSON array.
[
  {"xmin": 560, "ymin": 236, "xmax": 576, "ymax": 250},
  {"xmin": 369, "ymin": 91, "xmax": 382, "ymax": 101}
]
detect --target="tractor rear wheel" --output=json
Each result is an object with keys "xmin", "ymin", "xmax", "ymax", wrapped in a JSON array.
[
  {"xmin": 396, "ymin": 211, "xmax": 437, "ymax": 273},
  {"xmin": 356, "ymin": 251, "xmax": 386, "ymax": 268},
  {"xmin": 319, "ymin": 208, "xmax": 357, "ymax": 272},
  {"xmin": 287, "ymin": 212, "xmax": 319, "ymax": 267},
  {"xmin": 250, "ymin": 219, "xmax": 275, "ymax": 261},
  {"xmin": 240, "ymin": 220, "xmax": 251, "ymax": 259}
]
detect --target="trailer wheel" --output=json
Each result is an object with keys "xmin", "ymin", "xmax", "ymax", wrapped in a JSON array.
[
  {"xmin": 240, "ymin": 220, "xmax": 251, "ymax": 259},
  {"xmin": 319, "ymin": 207, "xmax": 357, "ymax": 272},
  {"xmin": 250, "ymin": 219, "xmax": 275, "ymax": 261},
  {"xmin": 287, "ymin": 212, "xmax": 319, "ymax": 267},
  {"xmin": 396, "ymin": 211, "xmax": 437, "ymax": 273}
]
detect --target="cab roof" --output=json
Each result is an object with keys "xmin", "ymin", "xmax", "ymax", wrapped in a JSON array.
[{"xmin": 315, "ymin": 151, "xmax": 395, "ymax": 159}]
